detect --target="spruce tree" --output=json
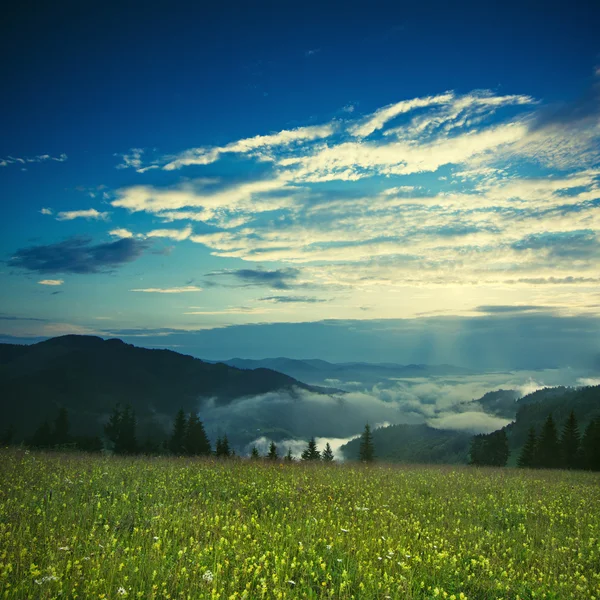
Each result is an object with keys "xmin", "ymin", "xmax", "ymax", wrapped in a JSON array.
[
  {"xmin": 581, "ymin": 417, "xmax": 600, "ymax": 471},
  {"xmin": 169, "ymin": 409, "xmax": 188, "ymax": 455},
  {"xmin": 469, "ymin": 434, "xmax": 486, "ymax": 466},
  {"xmin": 301, "ymin": 437, "xmax": 321, "ymax": 461},
  {"xmin": 359, "ymin": 424, "xmax": 375, "ymax": 462},
  {"xmin": 322, "ymin": 442, "xmax": 334, "ymax": 462},
  {"xmin": 184, "ymin": 412, "xmax": 211, "ymax": 456},
  {"xmin": 119, "ymin": 405, "xmax": 138, "ymax": 454},
  {"xmin": 30, "ymin": 419, "xmax": 53, "ymax": 448},
  {"xmin": 560, "ymin": 410, "xmax": 580, "ymax": 469},
  {"xmin": 104, "ymin": 405, "xmax": 123, "ymax": 452},
  {"xmin": 518, "ymin": 426, "xmax": 537, "ymax": 468},
  {"xmin": 267, "ymin": 441, "xmax": 278, "ymax": 460},
  {"xmin": 53, "ymin": 407, "xmax": 71, "ymax": 446},
  {"xmin": 216, "ymin": 434, "xmax": 231, "ymax": 457},
  {"xmin": 535, "ymin": 414, "xmax": 561, "ymax": 469},
  {"xmin": 251, "ymin": 446, "xmax": 260, "ymax": 459},
  {"xmin": 284, "ymin": 447, "xmax": 294, "ymax": 462}
]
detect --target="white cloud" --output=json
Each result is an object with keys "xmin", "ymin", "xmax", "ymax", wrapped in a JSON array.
[
  {"xmin": 1, "ymin": 153, "xmax": 67, "ymax": 168},
  {"xmin": 115, "ymin": 148, "xmax": 144, "ymax": 170},
  {"xmin": 427, "ymin": 411, "xmax": 512, "ymax": 433},
  {"xmin": 130, "ymin": 285, "xmax": 203, "ymax": 293},
  {"xmin": 38, "ymin": 279, "xmax": 64, "ymax": 286},
  {"xmin": 109, "ymin": 228, "xmax": 134, "ymax": 238},
  {"xmin": 146, "ymin": 224, "xmax": 193, "ymax": 241},
  {"xmin": 40, "ymin": 207, "xmax": 53, "ymax": 215},
  {"xmin": 56, "ymin": 209, "xmax": 110, "ymax": 221}
]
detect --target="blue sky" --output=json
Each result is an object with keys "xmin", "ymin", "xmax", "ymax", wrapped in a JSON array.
[{"xmin": 1, "ymin": 0, "xmax": 600, "ymax": 365}]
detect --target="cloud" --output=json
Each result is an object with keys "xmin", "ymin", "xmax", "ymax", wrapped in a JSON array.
[
  {"xmin": 305, "ymin": 48, "xmax": 321, "ymax": 57},
  {"xmin": 115, "ymin": 148, "xmax": 144, "ymax": 170},
  {"xmin": 205, "ymin": 267, "xmax": 301, "ymax": 290},
  {"xmin": 40, "ymin": 208, "xmax": 53, "ymax": 215},
  {"xmin": 475, "ymin": 305, "xmax": 547, "ymax": 314},
  {"xmin": 0, "ymin": 153, "xmax": 67, "ymax": 168},
  {"xmin": 130, "ymin": 285, "xmax": 203, "ymax": 293},
  {"xmin": 38, "ymin": 279, "xmax": 64, "ymax": 286},
  {"xmin": 162, "ymin": 124, "xmax": 335, "ymax": 170},
  {"xmin": 108, "ymin": 228, "xmax": 134, "ymax": 239},
  {"xmin": 259, "ymin": 295, "xmax": 326, "ymax": 303},
  {"xmin": 8, "ymin": 237, "xmax": 147, "ymax": 274},
  {"xmin": 426, "ymin": 411, "xmax": 512, "ymax": 433},
  {"xmin": 56, "ymin": 209, "xmax": 110, "ymax": 221},
  {"xmin": 146, "ymin": 224, "xmax": 192, "ymax": 241}
]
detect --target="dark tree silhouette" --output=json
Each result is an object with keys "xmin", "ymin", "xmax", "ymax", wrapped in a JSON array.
[
  {"xmin": 216, "ymin": 434, "xmax": 231, "ymax": 458},
  {"xmin": 267, "ymin": 441, "xmax": 278, "ymax": 460},
  {"xmin": 184, "ymin": 412, "xmax": 211, "ymax": 456},
  {"xmin": 301, "ymin": 437, "xmax": 321, "ymax": 461},
  {"xmin": 322, "ymin": 442, "xmax": 334, "ymax": 462},
  {"xmin": 169, "ymin": 409, "xmax": 188, "ymax": 455},
  {"xmin": 518, "ymin": 426, "xmax": 537, "ymax": 468},
  {"xmin": 251, "ymin": 446, "xmax": 260, "ymax": 459},
  {"xmin": 560, "ymin": 410, "xmax": 580, "ymax": 469},
  {"xmin": 535, "ymin": 414, "xmax": 561, "ymax": 469},
  {"xmin": 359, "ymin": 424, "xmax": 375, "ymax": 462},
  {"xmin": 53, "ymin": 407, "xmax": 71, "ymax": 446},
  {"xmin": 0, "ymin": 424, "xmax": 15, "ymax": 446},
  {"xmin": 104, "ymin": 404, "xmax": 138, "ymax": 454},
  {"xmin": 284, "ymin": 447, "xmax": 294, "ymax": 462},
  {"xmin": 30, "ymin": 419, "xmax": 52, "ymax": 448},
  {"xmin": 469, "ymin": 430, "xmax": 509, "ymax": 466},
  {"xmin": 581, "ymin": 417, "xmax": 600, "ymax": 471}
]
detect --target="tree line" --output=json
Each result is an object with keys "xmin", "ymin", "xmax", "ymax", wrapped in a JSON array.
[
  {"xmin": 10, "ymin": 405, "xmax": 378, "ymax": 463},
  {"xmin": 469, "ymin": 411, "xmax": 600, "ymax": 470}
]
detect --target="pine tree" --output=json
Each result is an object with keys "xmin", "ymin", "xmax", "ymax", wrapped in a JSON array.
[
  {"xmin": 184, "ymin": 412, "xmax": 211, "ymax": 456},
  {"xmin": 169, "ymin": 409, "xmax": 188, "ymax": 455},
  {"xmin": 359, "ymin": 424, "xmax": 375, "ymax": 462},
  {"xmin": 535, "ymin": 414, "xmax": 561, "ymax": 469},
  {"xmin": 53, "ymin": 407, "xmax": 71, "ymax": 446},
  {"xmin": 469, "ymin": 434, "xmax": 486, "ymax": 466},
  {"xmin": 560, "ymin": 410, "xmax": 580, "ymax": 469},
  {"xmin": 322, "ymin": 442, "xmax": 334, "ymax": 462},
  {"xmin": 0, "ymin": 424, "xmax": 15, "ymax": 446},
  {"xmin": 251, "ymin": 446, "xmax": 260, "ymax": 459},
  {"xmin": 301, "ymin": 437, "xmax": 321, "ymax": 461},
  {"xmin": 518, "ymin": 426, "xmax": 537, "ymax": 468},
  {"xmin": 487, "ymin": 429, "xmax": 510, "ymax": 466},
  {"xmin": 284, "ymin": 447, "xmax": 294, "ymax": 462},
  {"xmin": 104, "ymin": 405, "xmax": 123, "ymax": 452},
  {"xmin": 119, "ymin": 405, "xmax": 138, "ymax": 454},
  {"xmin": 30, "ymin": 419, "xmax": 53, "ymax": 448},
  {"xmin": 581, "ymin": 417, "xmax": 600, "ymax": 471},
  {"xmin": 216, "ymin": 434, "xmax": 231, "ymax": 458},
  {"xmin": 267, "ymin": 441, "xmax": 278, "ymax": 460}
]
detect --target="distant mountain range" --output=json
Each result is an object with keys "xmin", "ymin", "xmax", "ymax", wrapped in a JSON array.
[
  {"xmin": 217, "ymin": 357, "xmax": 472, "ymax": 385},
  {"xmin": 0, "ymin": 335, "xmax": 332, "ymax": 441}
]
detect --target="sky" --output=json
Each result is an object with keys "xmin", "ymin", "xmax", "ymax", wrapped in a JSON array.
[{"xmin": 1, "ymin": 0, "xmax": 600, "ymax": 367}]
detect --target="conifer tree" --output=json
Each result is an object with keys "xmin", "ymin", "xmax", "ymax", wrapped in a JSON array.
[
  {"xmin": 53, "ymin": 407, "xmax": 71, "ymax": 446},
  {"xmin": 104, "ymin": 404, "xmax": 123, "ymax": 451},
  {"xmin": 30, "ymin": 419, "xmax": 53, "ymax": 448},
  {"xmin": 284, "ymin": 447, "xmax": 294, "ymax": 462},
  {"xmin": 184, "ymin": 412, "xmax": 211, "ymax": 456},
  {"xmin": 119, "ymin": 405, "xmax": 138, "ymax": 454},
  {"xmin": 267, "ymin": 441, "xmax": 278, "ymax": 460},
  {"xmin": 216, "ymin": 434, "xmax": 231, "ymax": 457},
  {"xmin": 301, "ymin": 437, "xmax": 321, "ymax": 461},
  {"xmin": 251, "ymin": 445, "xmax": 260, "ymax": 459},
  {"xmin": 0, "ymin": 424, "xmax": 15, "ymax": 446},
  {"xmin": 560, "ymin": 410, "xmax": 580, "ymax": 469},
  {"xmin": 469, "ymin": 434, "xmax": 486, "ymax": 466},
  {"xmin": 581, "ymin": 417, "xmax": 600, "ymax": 471},
  {"xmin": 322, "ymin": 442, "xmax": 335, "ymax": 462},
  {"xmin": 359, "ymin": 424, "xmax": 375, "ymax": 462},
  {"xmin": 535, "ymin": 414, "xmax": 561, "ymax": 469},
  {"xmin": 518, "ymin": 426, "xmax": 537, "ymax": 468},
  {"xmin": 169, "ymin": 409, "xmax": 188, "ymax": 455}
]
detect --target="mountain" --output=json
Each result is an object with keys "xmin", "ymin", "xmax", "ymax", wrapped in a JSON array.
[
  {"xmin": 0, "ymin": 335, "xmax": 328, "ymax": 442},
  {"xmin": 340, "ymin": 424, "xmax": 472, "ymax": 464},
  {"xmin": 218, "ymin": 357, "xmax": 472, "ymax": 385},
  {"xmin": 341, "ymin": 386, "xmax": 600, "ymax": 465}
]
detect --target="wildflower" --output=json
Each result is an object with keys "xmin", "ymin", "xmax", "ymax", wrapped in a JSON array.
[
  {"xmin": 341, "ymin": 528, "xmax": 349, "ymax": 533},
  {"xmin": 326, "ymin": 545, "xmax": 332, "ymax": 550},
  {"xmin": 287, "ymin": 580, "xmax": 296, "ymax": 586},
  {"xmin": 58, "ymin": 546, "xmax": 70, "ymax": 551},
  {"xmin": 203, "ymin": 570, "xmax": 214, "ymax": 583},
  {"xmin": 117, "ymin": 587, "xmax": 128, "ymax": 596}
]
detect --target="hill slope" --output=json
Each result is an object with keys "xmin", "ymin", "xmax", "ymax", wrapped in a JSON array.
[{"xmin": 0, "ymin": 335, "xmax": 322, "ymax": 441}]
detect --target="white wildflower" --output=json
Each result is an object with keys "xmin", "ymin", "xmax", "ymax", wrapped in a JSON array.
[
  {"xmin": 202, "ymin": 570, "xmax": 214, "ymax": 583},
  {"xmin": 326, "ymin": 544, "xmax": 332, "ymax": 550},
  {"xmin": 287, "ymin": 580, "xmax": 296, "ymax": 586},
  {"xmin": 117, "ymin": 586, "xmax": 127, "ymax": 596},
  {"xmin": 341, "ymin": 528, "xmax": 349, "ymax": 533}
]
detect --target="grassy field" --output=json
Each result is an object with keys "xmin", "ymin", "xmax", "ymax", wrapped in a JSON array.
[{"xmin": 1, "ymin": 450, "xmax": 599, "ymax": 599}]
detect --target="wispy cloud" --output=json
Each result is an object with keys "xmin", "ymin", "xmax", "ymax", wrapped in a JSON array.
[
  {"xmin": 0, "ymin": 153, "xmax": 67, "ymax": 168},
  {"xmin": 205, "ymin": 268, "xmax": 301, "ymax": 290},
  {"xmin": 108, "ymin": 228, "xmax": 134, "ymax": 239},
  {"xmin": 130, "ymin": 285, "xmax": 203, "ymax": 293},
  {"xmin": 38, "ymin": 279, "xmax": 64, "ymax": 286},
  {"xmin": 56, "ymin": 208, "xmax": 110, "ymax": 221},
  {"xmin": 40, "ymin": 207, "xmax": 53, "ymax": 215},
  {"xmin": 259, "ymin": 295, "xmax": 326, "ymax": 303}
]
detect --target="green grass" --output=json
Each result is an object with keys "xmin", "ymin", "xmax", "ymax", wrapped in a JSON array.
[{"xmin": 1, "ymin": 449, "xmax": 599, "ymax": 599}]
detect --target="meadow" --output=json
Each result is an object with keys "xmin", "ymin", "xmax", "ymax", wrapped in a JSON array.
[{"xmin": 1, "ymin": 449, "xmax": 599, "ymax": 599}]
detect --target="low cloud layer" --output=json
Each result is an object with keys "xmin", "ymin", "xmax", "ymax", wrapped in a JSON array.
[{"xmin": 8, "ymin": 237, "xmax": 147, "ymax": 274}]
